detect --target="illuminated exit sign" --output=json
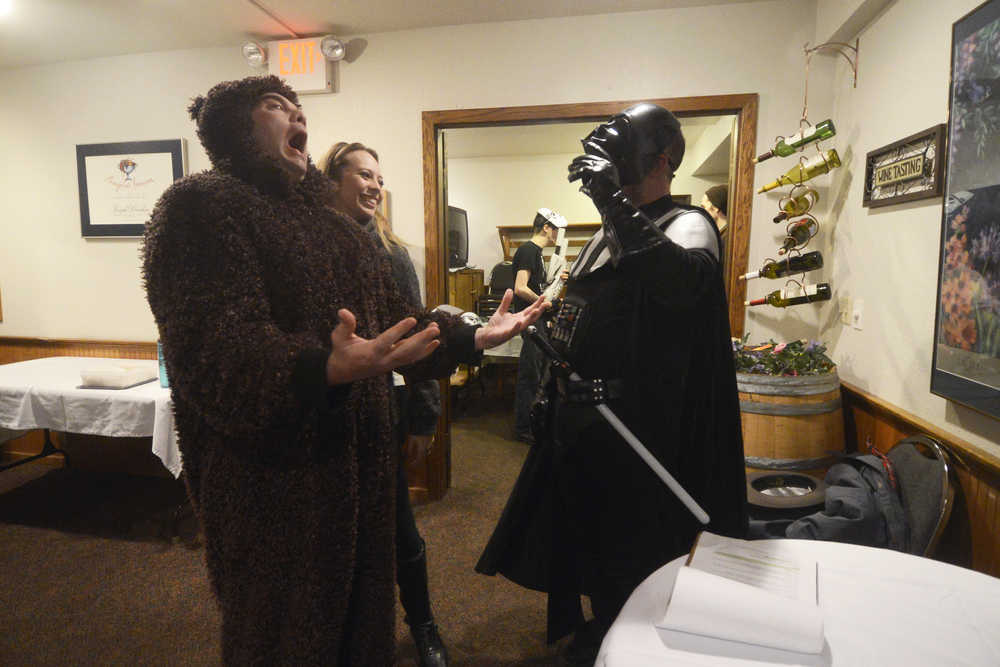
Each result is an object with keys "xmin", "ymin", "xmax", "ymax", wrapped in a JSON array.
[{"xmin": 267, "ymin": 37, "xmax": 331, "ymax": 94}]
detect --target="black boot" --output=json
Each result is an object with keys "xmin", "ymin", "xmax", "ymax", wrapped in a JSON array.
[
  {"xmin": 408, "ymin": 619, "xmax": 449, "ymax": 667},
  {"xmin": 399, "ymin": 539, "xmax": 449, "ymax": 667},
  {"xmin": 558, "ymin": 619, "xmax": 604, "ymax": 666}
]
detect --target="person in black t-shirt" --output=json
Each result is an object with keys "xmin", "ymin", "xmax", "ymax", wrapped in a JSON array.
[{"xmin": 512, "ymin": 208, "xmax": 566, "ymax": 442}]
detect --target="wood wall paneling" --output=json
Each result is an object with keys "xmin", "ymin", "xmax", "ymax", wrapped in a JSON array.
[{"xmin": 0, "ymin": 337, "xmax": 157, "ymax": 365}]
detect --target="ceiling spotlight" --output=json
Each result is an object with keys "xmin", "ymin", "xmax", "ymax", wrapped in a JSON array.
[
  {"xmin": 320, "ymin": 36, "xmax": 345, "ymax": 62},
  {"xmin": 242, "ymin": 41, "xmax": 267, "ymax": 67}
]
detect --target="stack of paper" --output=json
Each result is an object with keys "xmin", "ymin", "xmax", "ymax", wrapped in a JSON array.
[{"xmin": 657, "ymin": 531, "xmax": 825, "ymax": 654}]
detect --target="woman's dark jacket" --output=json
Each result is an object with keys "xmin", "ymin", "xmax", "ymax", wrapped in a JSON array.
[{"xmin": 358, "ymin": 219, "xmax": 441, "ymax": 436}]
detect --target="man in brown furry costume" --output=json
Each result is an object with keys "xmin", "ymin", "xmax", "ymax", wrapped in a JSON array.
[{"xmin": 142, "ymin": 75, "xmax": 546, "ymax": 665}]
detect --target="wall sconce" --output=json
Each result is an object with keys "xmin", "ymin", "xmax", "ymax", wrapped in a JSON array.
[
  {"xmin": 242, "ymin": 41, "xmax": 267, "ymax": 67},
  {"xmin": 320, "ymin": 36, "xmax": 345, "ymax": 62}
]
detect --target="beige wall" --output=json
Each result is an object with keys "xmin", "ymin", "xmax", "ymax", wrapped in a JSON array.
[
  {"xmin": 2, "ymin": 1, "xmax": 995, "ymax": 454},
  {"xmin": 446, "ymin": 153, "xmax": 594, "ymax": 275},
  {"xmin": 818, "ymin": 0, "xmax": 1000, "ymax": 460},
  {"xmin": 0, "ymin": 0, "xmax": 816, "ymax": 339},
  {"xmin": 446, "ymin": 150, "xmax": 727, "ymax": 277}
]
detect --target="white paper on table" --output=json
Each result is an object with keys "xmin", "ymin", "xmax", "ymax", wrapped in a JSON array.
[
  {"xmin": 658, "ymin": 566, "xmax": 824, "ymax": 654},
  {"xmin": 688, "ymin": 531, "xmax": 817, "ymax": 603},
  {"xmin": 657, "ymin": 532, "xmax": 824, "ymax": 655}
]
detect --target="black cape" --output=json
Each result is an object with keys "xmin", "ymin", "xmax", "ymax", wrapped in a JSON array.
[{"xmin": 476, "ymin": 197, "xmax": 748, "ymax": 641}]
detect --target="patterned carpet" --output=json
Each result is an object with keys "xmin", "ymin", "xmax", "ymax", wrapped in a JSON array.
[{"xmin": 0, "ymin": 398, "xmax": 565, "ymax": 665}]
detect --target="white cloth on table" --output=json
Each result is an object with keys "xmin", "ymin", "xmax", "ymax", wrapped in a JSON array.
[
  {"xmin": 598, "ymin": 538, "xmax": 1000, "ymax": 667},
  {"xmin": 484, "ymin": 335, "xmax": 522, "ymax": 359},
  {"xmin": 0, "ymin": 356, "xmax": 181, "ymax": 477}
]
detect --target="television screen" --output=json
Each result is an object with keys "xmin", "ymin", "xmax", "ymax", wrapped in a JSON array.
[{"xmin": 447, "ymin": 205, "xmax": 469, "ymax": 269}]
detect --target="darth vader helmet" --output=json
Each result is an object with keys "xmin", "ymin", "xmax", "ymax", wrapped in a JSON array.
[{"xmin": 581, "ymin": 103, "xmax": 685, "ymax": 186}]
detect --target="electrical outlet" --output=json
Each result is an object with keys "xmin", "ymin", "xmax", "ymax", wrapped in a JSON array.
[
  {"xmin": 852, "ymin": 298, "xmax": 864, "ymax": 330},
  {"xmin": 839, "ymin": 296, "xmax": 850, "ymax": 325}
]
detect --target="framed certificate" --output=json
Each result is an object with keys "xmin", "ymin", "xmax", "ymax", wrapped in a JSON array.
[{"xmin": 76, "ymin": 139, "xmax": 186, "ymax": 237}]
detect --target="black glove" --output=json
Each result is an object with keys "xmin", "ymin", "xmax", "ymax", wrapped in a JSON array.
[
  {"xmin": 568, "ymin": 154, "xmax": 621, "ymax": 212},
  {"xmin": 569, "ymin": 154, "xmax": 663, "ymax": 268}
]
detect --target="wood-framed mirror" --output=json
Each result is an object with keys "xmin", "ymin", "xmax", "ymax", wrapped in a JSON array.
[{"xmin": 414, "ymin": 94, "xmax": 758, "ymax": 501}]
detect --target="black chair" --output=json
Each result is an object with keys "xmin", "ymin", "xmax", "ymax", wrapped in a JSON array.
[
  {"xmin": 477, "ymin": 261, "xmax": 515, "ymax": 318},
  {"xmin": 887, "ymin": 434, "xmax": 955, "ymax": 556},
  {"xmin": 488, "ymin": 260, "xmax": 515, "ymax": 294}
]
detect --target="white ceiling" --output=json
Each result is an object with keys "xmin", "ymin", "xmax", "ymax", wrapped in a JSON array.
[{"xmin": 0, "ymin": 0, "xmax": 761, "ymax": 69}]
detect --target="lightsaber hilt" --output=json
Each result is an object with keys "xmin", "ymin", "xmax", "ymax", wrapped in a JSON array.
[
  {"xmin": 525, "ymin": 325, "xmax": 570, "ymax": 374},
  {"xmin": 523, "ymin": 326, "xmax": 710, "ymax": 525}
]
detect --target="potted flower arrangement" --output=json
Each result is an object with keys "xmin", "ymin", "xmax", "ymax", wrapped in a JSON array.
[
  {"xmin": 732, "ymin": 336, "xmax": 835, "ymax": 376},
  {"xmin": 733, "ymin": 335, "xmax": 844, "ymax": 482}
]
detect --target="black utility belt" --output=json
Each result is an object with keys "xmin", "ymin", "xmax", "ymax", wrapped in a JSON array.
[{"xmin": 555, "ymin": 376, "xmax": 625, "ymax": 405}]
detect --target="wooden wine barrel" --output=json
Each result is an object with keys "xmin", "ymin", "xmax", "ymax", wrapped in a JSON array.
[{"xmin": 737, "ymin": 369, "xmax": 845, "ymax": 481}]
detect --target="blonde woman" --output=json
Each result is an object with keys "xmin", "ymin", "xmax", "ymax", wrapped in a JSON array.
[{"xmin": 321, "ymin": 141, "xmax": 448, "ymax": 667}]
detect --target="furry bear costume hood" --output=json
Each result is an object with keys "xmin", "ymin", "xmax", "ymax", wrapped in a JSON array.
[{"xmin": 187, "ymin": 74, "xmax": 329, "ymax": 197}]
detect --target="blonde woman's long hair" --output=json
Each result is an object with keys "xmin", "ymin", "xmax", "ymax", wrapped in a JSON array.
[{"xmin": 319, "ymin": 141, "xmax": 406, "ymax": 251}]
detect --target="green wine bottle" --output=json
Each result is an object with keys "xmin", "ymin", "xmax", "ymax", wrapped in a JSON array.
[
  {"xmin": 758, "ymin": 149, "xmax": 842, "ymax": 194},
  {"xmin": 773, "ymin": 188, "xmax": 819, "ymax": 223},
  {"xmin": 778, "ymin": 219, "xmax": 817, "ymax": 255},
  {"xmin": 741, "ymin": 251, "xmax": 824, "ymax": 280},
  {"xmin": 745, "ymin": 283, "xmax": 832, "ymax": 308},
  {"xmin": 755, "ymin": 119, "xmax": 836, "ymax": 163}
]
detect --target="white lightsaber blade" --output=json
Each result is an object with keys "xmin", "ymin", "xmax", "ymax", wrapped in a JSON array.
[{"xmin": 526, "ymin": 326, "xmax": 710, "ymax": 525}]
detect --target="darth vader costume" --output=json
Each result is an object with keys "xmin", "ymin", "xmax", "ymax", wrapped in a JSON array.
[
  {"xmin": 476, "ymin": 103, "xmax": 748, "ymax": 646},
  {"xmin": 143, "ymin": 76, "xmax": 481, "ymax": 665}
]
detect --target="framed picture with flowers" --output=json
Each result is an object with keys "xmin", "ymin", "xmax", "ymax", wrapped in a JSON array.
[{"xmin": 931, "ymin": 0, "xmax": 1000, "ymax": 419}]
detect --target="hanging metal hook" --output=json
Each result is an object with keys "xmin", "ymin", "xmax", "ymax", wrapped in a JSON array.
[{"xmin": 800, "ymin": 38, "xmax": 859, "ymax": 120}]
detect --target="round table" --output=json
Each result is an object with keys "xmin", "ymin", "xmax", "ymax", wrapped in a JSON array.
[{"xmin": 596, "ymin": 538, "xmax": 1000, "ymax": 666}]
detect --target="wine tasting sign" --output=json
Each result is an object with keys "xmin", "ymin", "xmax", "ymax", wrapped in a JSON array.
[{"xmin": 862, "ymin": 124, "xmax": 945, "ymax": 208}]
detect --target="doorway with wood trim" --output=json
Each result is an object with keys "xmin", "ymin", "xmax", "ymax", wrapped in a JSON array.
[{"xmin": 412, "ymin": 95, "xmax": 758, "ymax": 502}]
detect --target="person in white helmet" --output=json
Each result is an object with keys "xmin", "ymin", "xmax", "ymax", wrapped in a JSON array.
[{"xmin": 512, "ymin": 207, "xmax": 567, "ymax": 443}]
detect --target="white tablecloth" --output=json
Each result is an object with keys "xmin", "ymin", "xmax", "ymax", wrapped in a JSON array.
[
  {"xmin": 0, "ymin": 356, "xmax": 180, "ymax": 477},
  {"xmin": 484, "ymin": 334, "xmax": 522, "ymax": 360},
  {"xmin": 598, "ymin": 538, "xmax": 1000, "ymax": 666}
]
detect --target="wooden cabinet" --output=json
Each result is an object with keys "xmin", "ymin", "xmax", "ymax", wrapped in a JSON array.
[{"xmin": 447, "ymin": 268, "xmax": 484, "ymax": 313}]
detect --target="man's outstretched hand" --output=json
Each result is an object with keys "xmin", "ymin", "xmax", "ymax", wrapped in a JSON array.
[
  {"xmin": 326, "ymin": 309, "xmax": 441, "ymax": 385},
  {"xmin": 474, "ymin": 289, "xmax": 550, "ymax": 351}
]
